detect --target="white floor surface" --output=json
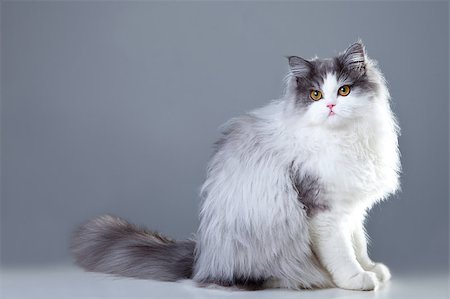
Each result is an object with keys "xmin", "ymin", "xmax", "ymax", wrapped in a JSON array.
[{"xmin": 1, "ymin": 264, "xmax": 448, "ymax": 299}]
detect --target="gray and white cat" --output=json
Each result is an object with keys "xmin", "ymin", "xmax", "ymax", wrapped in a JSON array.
[{"xmin": 72, "ymin": 42, "xmax": 400, "ymax": 291}]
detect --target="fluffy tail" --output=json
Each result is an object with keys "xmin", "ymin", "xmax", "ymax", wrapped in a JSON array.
[{"xmin": 71, "ymin": 215, "xmax": 195, "ymax": 281}]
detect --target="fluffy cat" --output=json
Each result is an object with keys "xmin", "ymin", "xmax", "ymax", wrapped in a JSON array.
[{"xmin": 72, "ymin": 41, "xmax": 400, "ymax": 291}]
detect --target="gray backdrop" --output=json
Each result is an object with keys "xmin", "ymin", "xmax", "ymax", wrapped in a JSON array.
[{"xmin": 1, "ymin": 1, "xmax": 449, "ymax": 275}]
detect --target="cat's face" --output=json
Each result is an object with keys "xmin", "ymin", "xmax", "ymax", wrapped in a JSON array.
[{"xmin": 287, "ymin": 42, "xmax": 380, "ymax": 129}]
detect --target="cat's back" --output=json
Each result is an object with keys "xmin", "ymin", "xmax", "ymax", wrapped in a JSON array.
[
  {"xmin": 200, "ymin": 99, "xmax": 295, "ymax": 209},
  {"xmin": 212, "ymin": 100, "xmax": 287, "ymax": 159}
]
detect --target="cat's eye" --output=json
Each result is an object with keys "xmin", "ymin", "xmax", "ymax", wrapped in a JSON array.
[
  {"xmin": 310, "ymin": 90, "xmax": 322, "ymax": 101},
  {"xmin": 338, "ymin": 85, "xmax": 351, "ymax": 96}
]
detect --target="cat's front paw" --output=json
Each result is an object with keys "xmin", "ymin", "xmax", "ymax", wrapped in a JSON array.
[
  {"xmin": 334, "ymin": 271, "xmax": 379, "ymax": 291},
  {"xmin": 368, "ymin": 263, "xmax": 391, "ymax": 282}
]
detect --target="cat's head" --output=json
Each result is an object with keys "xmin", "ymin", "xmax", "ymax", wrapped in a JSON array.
[{"xmin": 285, "ymin": 42, "xmax": 388, "ymax": 129}]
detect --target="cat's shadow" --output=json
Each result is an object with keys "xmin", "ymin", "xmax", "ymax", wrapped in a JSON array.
[{"xmin": 178, "ymin": 279, "xmax": 392, "ymax": 299}]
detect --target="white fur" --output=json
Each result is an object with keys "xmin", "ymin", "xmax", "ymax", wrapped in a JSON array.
[{"xmin": 193, "ymin": 54, "xmax": 400, "ymax": 291}]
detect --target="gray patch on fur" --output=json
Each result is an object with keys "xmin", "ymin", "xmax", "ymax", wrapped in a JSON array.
[
  {"xmin": 290, "ymin": 164, "xmax": 329, "ymax": 217},
  {"xmin": 337, "ymin": 42, "xmax": 379, "ymax": 95},
  {"xmin": 199, "ymin": 275, "xmax": 267, "ymax": 291},
  {"xmin": 339, "ymin": 42, "xmax": 366, "ymax": 76},
  {"xmin": 71, "ymin": 215, "xmax": 194, "ymax": 281},
  {"xmin": 288, "ymin": 56, "xmax": 313, "ymax": 78}
]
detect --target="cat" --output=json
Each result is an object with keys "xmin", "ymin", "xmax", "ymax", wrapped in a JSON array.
[{"xmin": 72, "ymin": 41, "xmax": 400, "ymax": 291}]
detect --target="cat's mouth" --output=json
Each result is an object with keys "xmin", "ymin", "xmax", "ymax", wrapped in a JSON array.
[{"xmin": 329, "ymin": 111, "xmax": 336, "ymax": 116}]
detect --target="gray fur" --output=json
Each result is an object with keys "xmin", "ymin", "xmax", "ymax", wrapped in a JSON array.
[
  {"xmin": 339, "ymin": 42, "xmax": 366, "ymax": 75},
  {"xmin": 288, "ymin": 56, "xmax": 313, "ymax": 78},
  {"xmin": 197, "ymin": 275, "xmax": 267, "ymax": 291},
  {"xmin": 290, "ymin": 164, "xmax": 329, "ymax": 217},
  {"xmin": 71, "ymin": 215, "xmax": 194, "ymax": 281}
]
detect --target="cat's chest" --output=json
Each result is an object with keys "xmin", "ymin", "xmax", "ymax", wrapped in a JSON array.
[{"xmin": 297, "ymin": 129, "xmax": 384, "ymax": 200}]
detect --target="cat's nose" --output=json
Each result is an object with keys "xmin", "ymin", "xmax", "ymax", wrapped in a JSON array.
[{"xmin": 326, "ymin": 104, "xmax": 336, "ymax": 110}]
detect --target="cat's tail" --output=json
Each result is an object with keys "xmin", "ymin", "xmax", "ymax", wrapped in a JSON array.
[{"xmin": 71, "ymin": 215, "xmax": 195, "ymax": 281}]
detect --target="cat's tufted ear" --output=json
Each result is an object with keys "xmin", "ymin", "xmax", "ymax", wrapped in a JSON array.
[
  {"xmin": 287, "ymin": 56, "xmax": 313, "ymax": 78},
  {"xmin": 340, "ymin": 42, "xmax": 366, "ymax": 75}
]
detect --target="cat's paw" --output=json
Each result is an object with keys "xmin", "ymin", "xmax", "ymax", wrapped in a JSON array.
[
  {"xmin": 334, "ymin": 271, "xmax": 379, "ymax": 291},
  {"xmin": 368, "ymin": 263, "xmax": 391, "ymax": 282}
]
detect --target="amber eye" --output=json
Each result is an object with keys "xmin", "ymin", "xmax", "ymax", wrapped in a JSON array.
[
  {"xmin": 338, "ymin": 85, "xmax": 351, "ymax": 96},
  {"xmin": 310, "ymin": 90, "xmax": 322, "ymax": 101}
]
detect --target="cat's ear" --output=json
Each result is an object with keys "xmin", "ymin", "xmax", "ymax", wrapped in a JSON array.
[
  {"xmin": 340, "ymin": 41, "xmax": 366, "ymax": 75},
  {"xmin": 287, "ymin": 56, "xmax": 312, "ymax": 78}
]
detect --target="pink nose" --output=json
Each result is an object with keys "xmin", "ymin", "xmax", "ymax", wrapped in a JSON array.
[{"xmin": 326, "ymin": 104, "xmax": 336, "ymax": 110}]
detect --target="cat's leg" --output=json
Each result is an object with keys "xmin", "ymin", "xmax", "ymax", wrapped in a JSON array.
[
  {"xmin": 310, "ymin": 212, "xmax": 379, "ymax": 291},
  {"xmin": 351, "ymin": 219, "xmax": 391, "ymax": 282}
]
